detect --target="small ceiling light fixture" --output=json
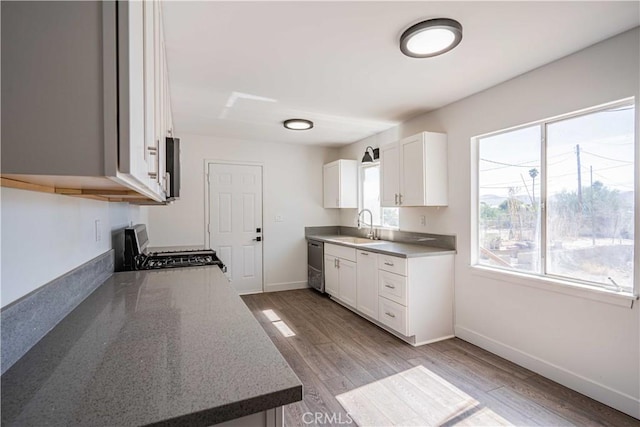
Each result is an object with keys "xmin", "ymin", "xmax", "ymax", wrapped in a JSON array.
[
  {"xmin": 361, "ymin": 146, "xmax": 379, "ymax": 163},
  {"xmin": 400, "ymin": 18, "xmax": 463, "ymax": 58},
  {"xmin": 283, "ymin": 118, "xmax": 314, "ymax": 130}
]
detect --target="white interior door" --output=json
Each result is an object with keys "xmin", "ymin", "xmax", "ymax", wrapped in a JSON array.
[{"xmin": 208, "ymin": 163, "xmax": 263, "ymax": 294}]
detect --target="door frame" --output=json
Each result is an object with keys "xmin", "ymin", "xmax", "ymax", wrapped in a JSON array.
[{"xmin": 204, "ymin": 159, "xmax": 265, "ymax": 293}]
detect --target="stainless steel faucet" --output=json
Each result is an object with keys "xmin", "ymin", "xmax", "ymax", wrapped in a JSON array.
[{"xmin": 357, "ymin": 209, "xmax": 375, "ymax": 239}]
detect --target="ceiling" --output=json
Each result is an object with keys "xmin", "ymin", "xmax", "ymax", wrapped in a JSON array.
[{"xmin": 162, "ymin": 1, "xmax": 639, "ymax": 147}]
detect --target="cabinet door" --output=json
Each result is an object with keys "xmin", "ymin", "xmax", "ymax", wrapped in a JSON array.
[
  {"xmin": 143, "ymin": 0, "xmax": 158, "ymax": 191},
  {"xmin": 380, "ymin": 143, "xmax": 399, "ymax": 207},
  {"xmin": 338, "ymin": 258, "xmax": 357, "ymax": 308},
  {"xmin": 356, "ymin": 250, "xmax": 378, "ymax": 319},
  {"xmin": 323, "ymin": 162, "xmax": 339, "ymax": 208},
  {"xmin": 324, "ymin": 255, "xmax": 339, "ymax": 296},
  {"xmin": 399, "ymin": 134, "xmax": 426, "ymax": 206},
  {"xmin": 118, "ymin": 0, "xmax": 149, "ymax": 186}
]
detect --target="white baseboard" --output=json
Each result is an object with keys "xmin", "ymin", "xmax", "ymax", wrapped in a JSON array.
[
  {"xmin": 455, "ymin": 326, "xmax": 640, "ymax": 420},
  {"xmin": 264, "ymin": 281, "xmax": 309, "ymax": 293}
]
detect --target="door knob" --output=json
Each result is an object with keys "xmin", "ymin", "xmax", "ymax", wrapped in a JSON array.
[{"xmin": 252, "ymin": 236, "xmax": 262, "ymax": 242}]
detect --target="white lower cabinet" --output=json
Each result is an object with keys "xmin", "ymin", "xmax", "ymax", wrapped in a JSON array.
[
  {"xmin": 325, "ymin": 242, "xmax": 455, "ymax": 346},
  {"xmin": 338, "ymin": 259, "xmax": 357, "ymax": 308},
  {"xmin": 378, "ymin": 270, "xmax": 407, "ymax": 305},
  {"xmin": 324, "ymin": 254, "xmax": 339, "ymax": 297},
  {"xmin": 378, "ymin": 297, "xmax": 408, "ymax": 335},
  {"xmin": 324, "ymin": 244, "xmax": 357, "ymax": 308},
  {"xmin": 356, "ymin": 250, "xmax": 378, "ymax": 319}
]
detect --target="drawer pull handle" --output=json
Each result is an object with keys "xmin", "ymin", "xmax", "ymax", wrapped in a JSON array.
[
  {"xmin": 385, "ymin": 311, "xmax": 396, "ymax": 318},
  {"xmin": 384, "ymin": 262, "xmax": 394, "ymax": 266},
  {"xmin": 360, "ymin": 252, "xmax": 368, "ymax": 256},
  {"xmin": 385, "ymin": 284, "xmax": 395, "ymax": 289}
]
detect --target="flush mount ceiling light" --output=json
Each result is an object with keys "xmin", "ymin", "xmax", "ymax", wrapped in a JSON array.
[
  {"xmin": 283, "ymin": 118, "xmax": 314, "ymax": 130},
  {"xmin": 400, "ymin": 18, "xmax": 463, "ymax": 58}
]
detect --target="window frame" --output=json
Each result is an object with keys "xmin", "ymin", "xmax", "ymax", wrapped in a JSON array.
[
  {"xmin": 472, "ymin": 97, "xmax": 638, "ymax": 301},
  {"xmin": 359, "ymin": 161, "xmax": 399, "ymax": 230}
]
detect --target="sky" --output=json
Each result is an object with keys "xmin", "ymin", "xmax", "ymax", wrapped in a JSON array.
[{"xmin": 479, "ymin": 103, "xmax": 635, "ymax": 203}]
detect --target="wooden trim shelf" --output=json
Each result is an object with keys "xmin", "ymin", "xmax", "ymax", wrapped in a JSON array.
[
  {"xmin": 1, "ymin": 177, "xmax": 56, "ymax": 194},
  {"xmin": 1, "ymin": 176, "xmax": 159, "ymax": 203}
]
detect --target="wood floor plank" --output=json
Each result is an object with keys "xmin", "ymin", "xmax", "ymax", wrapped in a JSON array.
[
  {"xmin": 524, "ymin": 375, "xmax": 640, "ymax": 427},
  {"xmin": 241, "ymin": 290, "xmax": 639, "ymax": 427},
  {"xmin": 316, "ymin": 342, "xmax": 377, "ymax": 388},
  {"xmin": 438, "ymin": 338, "xmax": 536, "ymax": 380},
  {"xmin": 322, "ymin": 375, "xmax": 356, "ymax": 396},
  {"xmin": 487, "ymin": 386, "xmax": 575, "ymax": 426}
]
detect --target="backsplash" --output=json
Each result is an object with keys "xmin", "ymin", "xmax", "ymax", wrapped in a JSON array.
[
  {"xmin": 305, "ymin": 226, "xmax": 456, "ymax": 250},
  {"xmin": 1, "ymin": 250, "xmax": 114, "ymax": 374}
]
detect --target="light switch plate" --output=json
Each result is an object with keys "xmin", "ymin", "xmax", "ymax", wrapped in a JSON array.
[{"xmin": 275, "ymin": 215, "xmax": 284, "ymax": 222}]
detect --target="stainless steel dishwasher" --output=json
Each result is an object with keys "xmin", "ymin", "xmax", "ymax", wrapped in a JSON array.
[{"xmin": 307, "ymin": 239, "xmax": 324, "ymax": 293}]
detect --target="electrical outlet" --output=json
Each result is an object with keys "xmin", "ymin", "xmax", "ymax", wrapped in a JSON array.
[
  {"xmin": 420, "ymin": 215, "xmax": 426, "ymax": 226},
  {"xmin": 275, "ymin": 215, "xmax": 284, "ymax": 222},
  {"xmin": 95, "ymin": 219, "xmax": 101, "ymax": 242}
]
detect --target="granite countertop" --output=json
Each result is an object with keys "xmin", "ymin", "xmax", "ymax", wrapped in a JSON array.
[
  {"xmin": 1, "ymin": 267, "xmax": 302, "ymax": 426},
  {"xmin": 307, "ymin": 235, "xmax": 456, "ymax": 258}
]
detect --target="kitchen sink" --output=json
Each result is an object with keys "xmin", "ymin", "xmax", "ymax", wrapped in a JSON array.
[{"xmin": 325, "ymin": 236, "xmax": 387, "ymax": 245}]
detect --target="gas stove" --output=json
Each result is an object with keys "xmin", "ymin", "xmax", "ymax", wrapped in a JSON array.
[
  {"xmin": 143, "ymin": 250, "xmax": 223, "ymax": 270},
  {"xmin": 120, "ymin": 225, "xmax": 225, "ymax": 272}
]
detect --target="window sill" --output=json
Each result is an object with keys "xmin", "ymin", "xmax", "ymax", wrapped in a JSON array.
[{"xmin": 470, "ymin": 265, "xmax": 638, "ymax": 308}]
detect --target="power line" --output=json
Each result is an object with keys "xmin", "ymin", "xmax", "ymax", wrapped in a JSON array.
[
  {"xmin": 580, "ymin": 150, "xmax": 633, "ymax": 164},
  {"xmin": 480, "ymin": 158, "xmax": 538, "ymax": 168},
  {"xmin": 479, "ymin": 150, "xmax": 574, "ymax": 171}
]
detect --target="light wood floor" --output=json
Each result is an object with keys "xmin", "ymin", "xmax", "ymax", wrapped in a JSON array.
[{"xmin": 241, "ymin": 289, "xmax": 638, "ymax": 427}]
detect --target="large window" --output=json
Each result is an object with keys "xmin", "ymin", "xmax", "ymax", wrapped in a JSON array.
[
  {"xmin": 477, "ymin": 99, "xmax": 635, "ymax": 293},
  {"xmin": 361, "ymin": 163, "xmax": 399, "ymax": 228}
]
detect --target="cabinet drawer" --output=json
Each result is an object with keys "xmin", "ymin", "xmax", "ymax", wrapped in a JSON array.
[
  {"xmin": 378, "ymin": 254, "xmax": 407, "ymax": 276},
  {"xmin": 325, "ymin": 243, "xmax": 356, "ymax": 262},
  {"xmin": 378, "ymin": 270, "xmax": 407, "ymax": 306},
  {"xmin": 378, "ymin": 297, "xmax": 408, "ymax": 335}
]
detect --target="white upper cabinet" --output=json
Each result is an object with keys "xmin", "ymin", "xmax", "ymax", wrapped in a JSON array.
[
  {"xmin": 380, "ymin": 143, "xmax": 400, "ymax": 207},
  {"xmin": 323, "ymin": 160, "xmax": 357, "ymax": 208},
  {"xmin": 1, "ymin": 1, "xmax": 173, "ymax": 203},
  {"xmin": 380, "ymin": 132, "xmax": 448, "ymax": 207},
  {"xmin": 118, "ymin": 0, "xmax": 151, "ymax": 190}
]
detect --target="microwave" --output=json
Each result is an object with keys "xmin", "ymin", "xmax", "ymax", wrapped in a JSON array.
[{"xmin": 166, "ymin": 137, "xmax": 181, "ymax": 200}]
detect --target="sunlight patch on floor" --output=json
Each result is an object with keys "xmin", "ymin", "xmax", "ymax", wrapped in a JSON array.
[
  {"xmin": 262, "ymin": 309, "xmax": 295, "ymax": 337},
  {"xmin": 272, "ymin": 320, "xmax": 296, "ymax": 337},
  {"xmin": 262, "ymin": 309, "xmax": 281, "ymax": 322},
  {"xmin": 336, "ymin": 365, "xmax": 511, "ymax": 426}
]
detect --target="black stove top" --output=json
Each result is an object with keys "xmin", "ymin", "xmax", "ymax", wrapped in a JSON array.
[
  {"xmin": 121, "ymin": 226, "xmax": 225, "ymax": 272},
  {"xmin": 143, "ymin": 250, "xmax": 224, "ymax": 270}
]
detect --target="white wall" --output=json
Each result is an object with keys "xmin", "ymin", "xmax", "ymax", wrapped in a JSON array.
[
  {"xmin": 338, "ymin": 28, "xmax": 640, "ymax": 417},
  {"xmin": 0, "ymin": 188, "xmax": 146, "ymax": 308},
  {"xmin": 147, "ymin": 134, "xmax": 340, "ymax": 291}
]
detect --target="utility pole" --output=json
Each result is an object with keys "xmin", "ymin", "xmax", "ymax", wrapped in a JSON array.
[{"xmin": 576, "ymin": 144, "xmax": 582, "ymax": 209}]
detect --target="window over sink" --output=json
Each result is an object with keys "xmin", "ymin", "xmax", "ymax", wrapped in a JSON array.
[{"xmin": 360, "ymin": 162, "xmax": 399, "ymax": 228}]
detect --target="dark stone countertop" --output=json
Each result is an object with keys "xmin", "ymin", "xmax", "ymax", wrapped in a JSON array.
[
  {"xmin": 1, "ymin": 266, "xmax": 302, "ymax": 426},
  {"xmin": 307, "ymin": 235, "xmax": 456, "ymax": 258}
]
